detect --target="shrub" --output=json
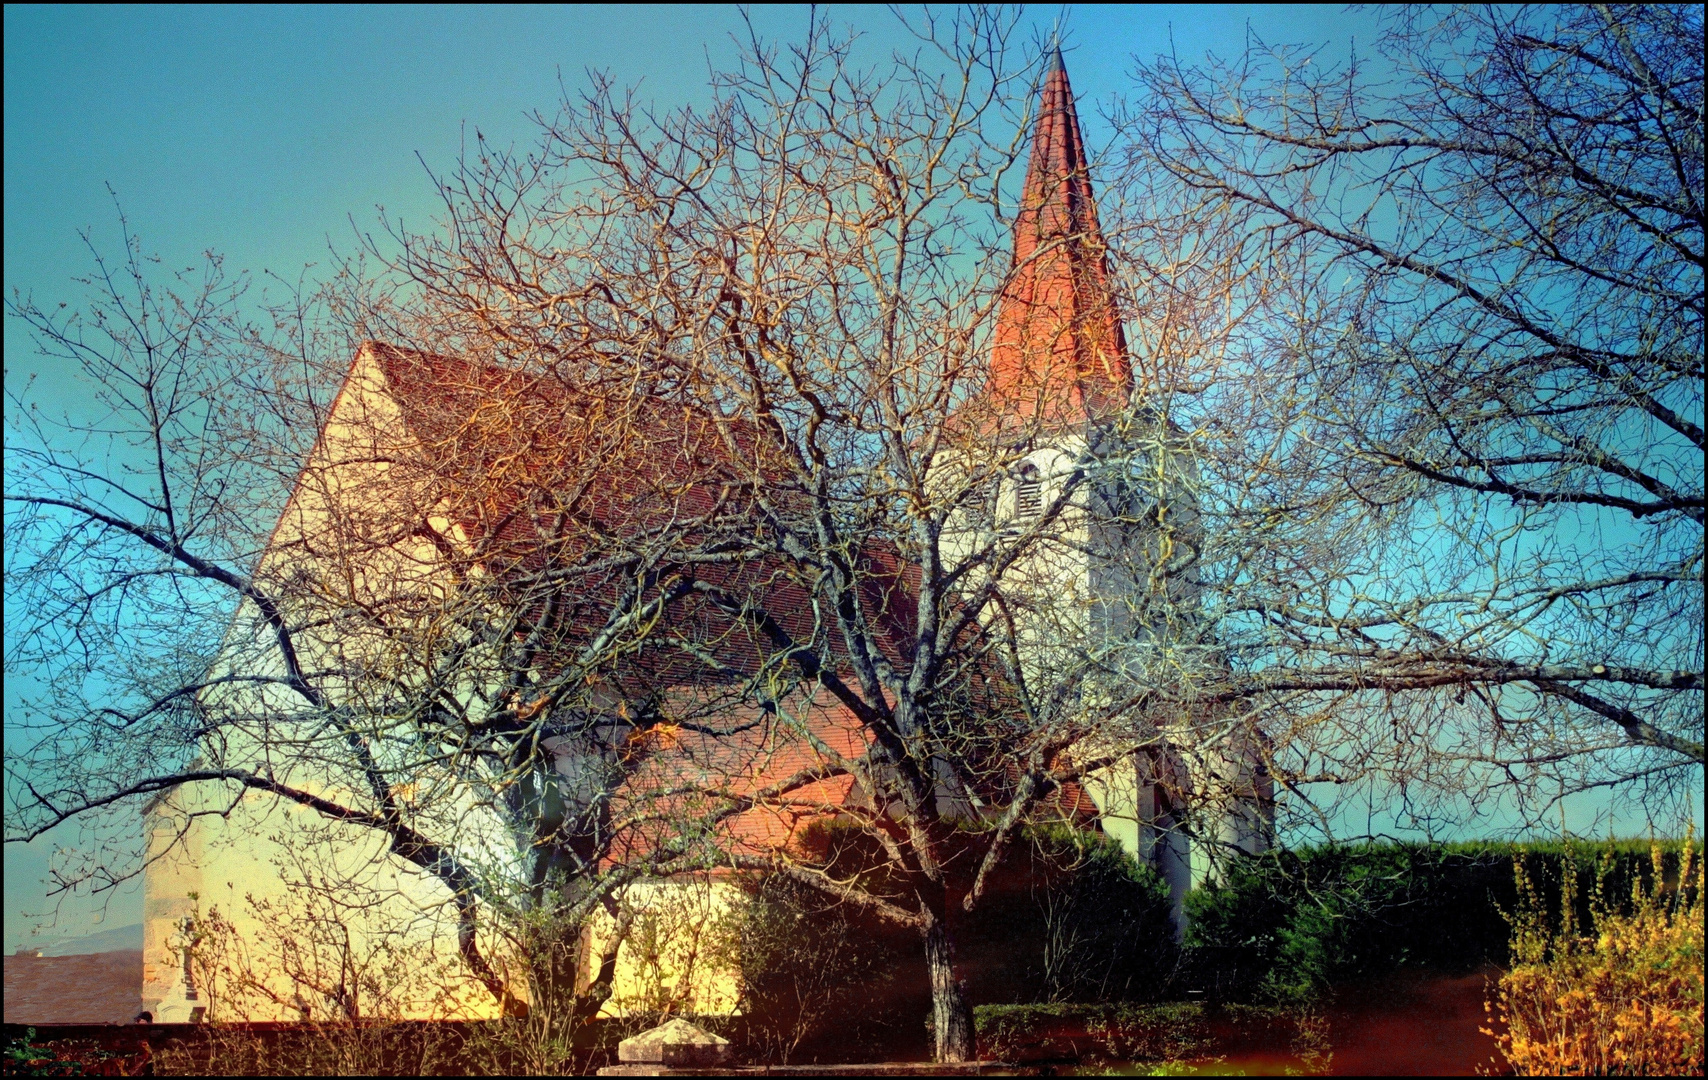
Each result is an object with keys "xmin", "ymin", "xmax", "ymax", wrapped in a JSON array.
[
  {"xmin": 733, "ymin": 822, "xmax": 1178, "ymax": 1063},
  {"xmin": 3, "ymin": 1027, "xmax": 144, "ymax": 1077},
  {"xmin": 736, "ymin": 872, "xmax": 911, "ymax": 1064},
  {"xmin": 152, "ymin": 1021, "xmax": 471, "ymax": 1076},
  {"xmin": 961, "ymin": 825, "xmax": 1178, "ymax": 1006},
  {"xmin": 1491, "ymin": 839, "xmax": 1704, "ymax": 1076},
  {"xmin": 1186, "ymin": 839, "xmax": 1698, "ymax": 1003},
  {"xmin": 973, "ymin": 1001, "xmax": 1213, "ymax": 1065},
  {"xmin": 972, "ymin": 1000, "xmax": 1326, "ymax": 1070}
]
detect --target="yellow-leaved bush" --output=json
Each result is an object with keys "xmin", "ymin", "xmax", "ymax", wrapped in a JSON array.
[{"xmin": 1488, "ymin": 837, "xmax": 1703, "ymax": 1075}]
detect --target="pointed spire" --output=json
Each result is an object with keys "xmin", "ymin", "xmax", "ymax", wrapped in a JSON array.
[{"xmin": 988, "ymin": 50, "xmax": 1130, "ymax": 426}]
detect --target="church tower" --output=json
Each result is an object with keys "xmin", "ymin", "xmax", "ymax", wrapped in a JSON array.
[{"xmin": 966, "ymin": 50, "xmax": 1271, "ymax": 934}]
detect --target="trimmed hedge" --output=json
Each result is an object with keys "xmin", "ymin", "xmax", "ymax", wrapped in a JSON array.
[
  {"xmin": 972, "ymin": 1001, "xmax": 1321, "ymax": 1068},
  {"xmin": 973, "ymin": 1001, "xmax": 1212, "ymax": 1065},
  {"xmin": 1185, "ymin": 838, "xmax": 1698, "ymax": 1003}
]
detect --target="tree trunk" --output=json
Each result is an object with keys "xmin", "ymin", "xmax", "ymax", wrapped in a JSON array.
[{"xmin": 921, "ymin": 903, "xmax": 975, "ymax": 1062}]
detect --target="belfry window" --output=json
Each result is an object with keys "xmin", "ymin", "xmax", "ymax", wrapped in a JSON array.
[{"xmin": 1014, "ymin": 463, "xmax": 1043, "ymax": 522}]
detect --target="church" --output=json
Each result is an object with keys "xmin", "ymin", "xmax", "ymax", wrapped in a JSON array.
[{"xmin": 140, "ymin": 51, "xmax": 1271, "ymax": 1023}]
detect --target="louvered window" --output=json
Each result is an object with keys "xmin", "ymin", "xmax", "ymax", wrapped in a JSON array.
[{"xmin": 1014, "ymin": 464, "xmax": 1043, "ymax": 522}]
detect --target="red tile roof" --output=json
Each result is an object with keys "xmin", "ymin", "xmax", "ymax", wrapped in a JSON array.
[
  {"xmin": 364, "ymin": 342, "xmax": 924, "ymax": 691},
  {"xmin": 3, "ymin": 951, "xmax": 141, "ymax": 1025}
]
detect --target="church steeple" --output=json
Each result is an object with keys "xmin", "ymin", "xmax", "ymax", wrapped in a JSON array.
[{"xmin": 989, "ymin": 51, "xmax": 1130, "ymax": 424}]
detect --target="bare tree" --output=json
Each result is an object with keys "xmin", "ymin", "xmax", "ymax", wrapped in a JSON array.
[
  {"xmin": 3, "ymin": 208, "xmax": 776, "ymax": 1037},
  {"xmin": 1106, "ymin": 2, "xmax": 1702, "ymax": 838},
  {"xmin": 362, "ymin": 9, "xmax": 1263, "ymax": 1061}
]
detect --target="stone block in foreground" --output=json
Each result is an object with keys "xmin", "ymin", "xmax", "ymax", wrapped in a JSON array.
[
  {"xmin": 597, "ymin": 1062, "xmax": 1031, "ymax": 1076},
  {"xmin": 617, "ymin": 1018, "xmax": 733, "ymax": 1068}
]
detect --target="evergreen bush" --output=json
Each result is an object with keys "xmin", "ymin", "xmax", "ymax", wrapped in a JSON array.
[
  {"xmin": 1185, "ymin": 838, "xmax": 1699, "ymax": 1003},
  {"xmin": 733, "ymin": 821, "xmax": 1177, "ymax": 1062}
]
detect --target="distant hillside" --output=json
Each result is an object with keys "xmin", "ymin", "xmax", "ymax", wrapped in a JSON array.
[{"xmin": 14, "ymin": 922, "xmax": 145, "ymax": 956}]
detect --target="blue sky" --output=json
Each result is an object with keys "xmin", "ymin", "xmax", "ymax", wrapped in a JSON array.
[{"xmin": 2, "ymin": 3, "xmax": 1422, "ymax": 949}]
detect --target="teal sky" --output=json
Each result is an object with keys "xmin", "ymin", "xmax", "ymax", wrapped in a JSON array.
[{"xmin": 2, "ymin": 3, "xmax": 1441, "ymax": 950}]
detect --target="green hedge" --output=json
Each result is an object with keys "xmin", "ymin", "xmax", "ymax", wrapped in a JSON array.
[
  {"xmin": 973, "ymin": 1001, "xmax": 1212, "ymax": 1065},
  {"xmin": 730, "ymin": 832, "xmax": 1694, "ymax": 1060},
  {"xmin": 1185, "ymin": 838, "xmax": 1696, "ymax": 1003},
  {"xmin": 971, "ymin": 1001, "xmax": 1322, "ymax": 1068}
]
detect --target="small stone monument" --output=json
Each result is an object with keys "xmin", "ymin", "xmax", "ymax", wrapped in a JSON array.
[{"xmin": 617, "ymin": 1017, "xmax": 733, "ymax": 1069}]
